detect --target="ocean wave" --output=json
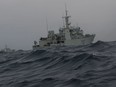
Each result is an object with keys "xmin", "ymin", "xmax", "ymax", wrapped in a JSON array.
[{"xmin": 0, "ymin": 41, "xmax": 116, "ymax": 87}]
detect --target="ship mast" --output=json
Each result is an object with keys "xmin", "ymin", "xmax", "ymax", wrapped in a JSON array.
[
  {"xmin": 46, "ymin": 17, "xmax": 49, "ymax": 34},
  {"xmin": 63, "ymin": 4, "xmax": 71, "ymax": 29},
  {"xmin": 63, "ymin": 4, "xmax": 72, "ymax": 40}
]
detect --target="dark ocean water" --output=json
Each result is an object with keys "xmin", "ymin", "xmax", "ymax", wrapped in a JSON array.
[{"xmin": 0, "ymin": 41, "xmax": 116, "ymax": 87}]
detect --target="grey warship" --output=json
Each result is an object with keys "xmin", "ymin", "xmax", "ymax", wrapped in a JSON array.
[{"xmin": 33, "ymin": 9, "xmax": 95, "ymax": 49}]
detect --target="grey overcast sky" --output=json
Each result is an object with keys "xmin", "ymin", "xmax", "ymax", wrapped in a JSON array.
[{"xmin": 0, "ymin": 0, "xmax": 116, "ymax": 50}]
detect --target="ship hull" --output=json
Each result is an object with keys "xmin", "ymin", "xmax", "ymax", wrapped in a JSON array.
[
  {"xmin": 65, "ymin": 35, "xmax": 95, "ymax": 46},
  {"xmin": 33, "ymin": 35, "xmax": 95, "ymax": 50}
]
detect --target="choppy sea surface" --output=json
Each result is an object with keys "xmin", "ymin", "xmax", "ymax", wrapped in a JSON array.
[{"xmin": 0, "ymin": 41, "xmax": 116, "ymax": 87}]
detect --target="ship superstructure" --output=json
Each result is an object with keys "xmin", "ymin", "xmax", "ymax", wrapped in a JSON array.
[{"xmin": 33, "ymin": 9, "xmax": 95, "ymax": 49}]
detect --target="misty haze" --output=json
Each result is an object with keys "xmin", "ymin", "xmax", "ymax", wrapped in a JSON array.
[
  {"xmin": 0, "ymin": 0, "xmax": 116, "ymax": 87},
  {"xmin": 0, "ymin": 0, "xmax": 116, "ymax": 50}
]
